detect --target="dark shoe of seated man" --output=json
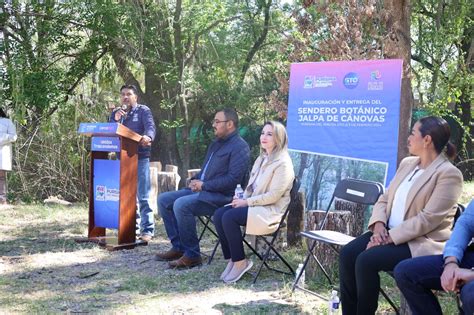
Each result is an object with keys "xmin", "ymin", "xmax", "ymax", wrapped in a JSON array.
[
  {"xmin": 168, "ymin": 255, "xmax": 202, "ymax": 269},
  {"xmin": 154, "ymin": 249, "xmax": 184, "ymax": 261}
]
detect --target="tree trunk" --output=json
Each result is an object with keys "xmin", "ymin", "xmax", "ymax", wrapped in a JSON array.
[
  {"xmin": 304, "ymin": 201, "xmax": 365, "ymax": 279},
  {"xmin": 383, "ymin": 0, "xmax": 414, "ymax": 165}
]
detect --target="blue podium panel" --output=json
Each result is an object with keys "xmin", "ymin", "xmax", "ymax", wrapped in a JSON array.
[
  {"xmin": 93, "ymin": 159, "xmax": 120, "ymax": 229},
  {"xmin": 91, "ymin": 137, "xmax": 120, "ymax": 152}
]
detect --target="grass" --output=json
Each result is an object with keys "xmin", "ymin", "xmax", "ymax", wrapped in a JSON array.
[
  {"xmin": 0, "ymin": 204, "xmax": 327, "ymax": 314},
  {"xmin": 1, "ymin": 182, "xmax": 470, "ymax": 314}
]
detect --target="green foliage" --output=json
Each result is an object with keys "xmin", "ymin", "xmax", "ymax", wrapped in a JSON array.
[
  {"xmin": 1, "ymin": 1, "xmax": 106, "ymax": 126},
  {"xmin": 8, "ymin": 95, "xmax": 106, "ymax": 203},
  {"xmin": 2, "ymin": 1, "xmax": 472, "ymax": 201},
  {"xmin": 411, "ymin": 0, "xmax": 473, "ymax": 161}
]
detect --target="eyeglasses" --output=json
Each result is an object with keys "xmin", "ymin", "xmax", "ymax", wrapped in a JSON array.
[{"xmin": 212, "ymin": 119, "xmax": 229, "ymax": 125}]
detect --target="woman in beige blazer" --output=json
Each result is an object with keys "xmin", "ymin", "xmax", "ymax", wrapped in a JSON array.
[
  {"xmin": 213, "ymin": 121, "xmax": 294, "ymax": 283},
  {"xmin": 339, "ymin": 116, "xmax": 463, "ymax": 315}
]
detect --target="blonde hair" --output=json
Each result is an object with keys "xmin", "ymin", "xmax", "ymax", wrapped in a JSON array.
[{"xmin": 260, "ymin": 120, "xmax": 288, "ymax": 155}]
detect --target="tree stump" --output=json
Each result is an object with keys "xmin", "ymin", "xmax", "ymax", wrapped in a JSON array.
[
  {"xmin": 187, "ymin": 168, "xmax": 201, "ymax": 179},
  {"xmin": 304, "ymin": 200, "xmax": 365, "ymax": 279},
  {"xmin": 149, "ymin": 162, "xmax": 162, "ymax": 213},
  {"xmin": 287, "ymin": 191, "xmax": 305, "ymax": 246},
  {"xmin": 186, "ymin": 168, "xmax": 201, "ymax": 186},
  {"xmin": 157, "ymin": 165, "xmax": 180, "ymax": 193},
  {"xmin": 150, "ymin": 161, "xmax": 162, "ymax": 171},
  {"xmin": 151, "ymin": 164, "xmax": 181, "ymax": 219},
  {"xmin": 165, "ymin": 164, "xmax": 178, "ymax": 173}
]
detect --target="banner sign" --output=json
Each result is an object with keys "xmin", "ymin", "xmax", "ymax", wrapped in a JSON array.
[
  {"xmin": 78, "ymin": 122, "xmax": 118, "ymax": 135},
  {"xmin": 91, "ymin": 137, "xmax": 120, "ymax": 152},
  {"xmin": 93, "ymin": 159, "xmax": 120, "ymax": 229},
  {"xmin": 287, "ymin": 59, "xmax": 402, "ymax": 185}
]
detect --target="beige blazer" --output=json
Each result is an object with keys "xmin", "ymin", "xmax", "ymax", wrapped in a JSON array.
[
  {"xmin": 244, "ymin": 150, "xmax": 295, "ymax": 235},
  {"xmin": 368, "ymin": 154, "xmax": 463, "ymax": 257}
]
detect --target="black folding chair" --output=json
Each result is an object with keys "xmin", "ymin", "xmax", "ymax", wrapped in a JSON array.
[
  {"xmin": 196, "ymin": 171, "xmax": 251, "ymax": 265},
  {"xmin": 292, "ymin": 178, "xmax": 384, "ymax": 297},
  {"xmin": 197, "ymin": 215, "xmax": 220, "ymax": 264},
  {"xmin": 243, "ymin": 178, "xmax": 301, "ymax": 284}
]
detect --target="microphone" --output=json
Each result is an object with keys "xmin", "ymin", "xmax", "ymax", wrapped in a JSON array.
[{"xmin": 119, "ymin": 104, "xmax": 128, "ymax": 124}]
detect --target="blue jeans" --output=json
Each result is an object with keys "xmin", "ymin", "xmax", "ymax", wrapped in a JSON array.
[
  {"xmin": 137, "ymin": 158, "xmax": 154, "ymax": 236},
  {"xmin": 394, "ymin": 249, "xmax": 474, "ymax": 315},
  {"xmin": 213, "ymin": 206, "xmax": 248, "ymax": 262},
  {"xmin": 157, "ymin": 189, "xmax": 217, "ymax": 258}
]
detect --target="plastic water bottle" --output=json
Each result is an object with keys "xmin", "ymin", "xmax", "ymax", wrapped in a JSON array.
[
  {"xmin": 328, "ymin": 290, "xmax": 340, "ymax": 314},
  {"xmin": 295, "ymin": 263, "xmax": 305, "ymax": 288},
  {"xmin": 234, "ymin": 184, "xmax": 244, "ymax": 199}
]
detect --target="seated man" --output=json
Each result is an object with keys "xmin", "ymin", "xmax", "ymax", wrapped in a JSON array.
[
  {"xmin": 394, "ymin": 199, "xmax": 474, "ymax": 315},
  {"xmin": 155, "ymin": 108, "xmax": 250, "ymax": 268}
]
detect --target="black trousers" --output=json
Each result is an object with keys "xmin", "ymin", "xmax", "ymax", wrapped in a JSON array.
[
  {"xmin": 213, "ymin": 206, "xmax": 248, "ymax": 262},
  {"xmin": 339, "ymin": 231, "xmax": 411, "ymax": 315}
]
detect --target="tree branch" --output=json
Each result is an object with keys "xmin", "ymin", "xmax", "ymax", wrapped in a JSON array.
[
  {"xmin": 411, "ymin": 53, "xmax": 434, "ymax": 70},
  {"xmin": 33, "ymin": 47, "xmax": 109, "ymax": 128},
  {"xmin": 238, "ymin": 0, "xmax": 272, "ymax": 88},
  {"xmin": 183, "ymin": 14, "xmax": 242, "ymax": 67},
  {"xmin": 110, "ymin": 43, "xmax": 144, "ymax": 98}
]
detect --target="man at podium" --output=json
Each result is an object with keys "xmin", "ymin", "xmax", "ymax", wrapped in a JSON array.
[
  {"xmin": 156, "ymin": 108, "xmax": 250, "ymax": 268},
  {"xmin": 110, "ymin": 84, "xmax": 156, "ymax": 242}
]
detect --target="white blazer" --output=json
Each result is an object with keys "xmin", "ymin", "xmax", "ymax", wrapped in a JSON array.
[{"xmin": 0, "ymin": 118, "xmax": 17, "ymax": 171}]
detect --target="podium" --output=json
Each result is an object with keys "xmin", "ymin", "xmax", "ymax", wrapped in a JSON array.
[{"xmin": 77, "ymin": 122, "xmax": 145, "ymax": 250}]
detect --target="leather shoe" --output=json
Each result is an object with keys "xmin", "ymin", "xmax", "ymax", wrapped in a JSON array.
[
  {"xmin": 168, "ymin": 255, "xmax": 202, "ymax": 269},
  {"xmin": 154, "ymin": 249, "xmax": 184, "ymax": 261}
]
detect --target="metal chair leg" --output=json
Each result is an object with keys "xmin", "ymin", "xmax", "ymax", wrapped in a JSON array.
[{"xmin": 380, "ymin": 287, "xmax": 400, "ymax": 315}]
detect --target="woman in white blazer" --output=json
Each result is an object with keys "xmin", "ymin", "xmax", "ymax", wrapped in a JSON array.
[
  {"xmin": 213, "ymin": 121, "xmax": 295, "ymax": 283},
  {"xmin": 0, "ymin": 108, "xmax": 17, "ymax": 204}
]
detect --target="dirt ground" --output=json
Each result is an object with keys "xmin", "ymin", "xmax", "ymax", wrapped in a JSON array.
[{"xmin": 0, "ymin": 204, "xmax": 328, "ymax": 314}]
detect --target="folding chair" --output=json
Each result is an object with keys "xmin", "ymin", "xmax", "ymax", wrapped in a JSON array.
[
  {"xmin": 243, "ymin": 178, "xmax": 301, "ymax": 284},
  {"xmin": 292, "ymin": 178, "xmax": 384, "ymax": 296},
  {"xmin": 196, "ymin": 171, "xmax": 251, "ymax": 265},
  {"xmin": 197, "ymin": 214, "xmax": 220, "ymax": 264}
]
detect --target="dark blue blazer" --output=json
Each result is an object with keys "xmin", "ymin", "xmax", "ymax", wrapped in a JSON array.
[{"xmin": 192, "ymin": 131, "xmax": 250, "ymax": 207}]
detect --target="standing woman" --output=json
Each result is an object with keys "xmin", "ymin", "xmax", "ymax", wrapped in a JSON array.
[
  {"xmin": 0, "ymin": 108, "xmax": 17, "ymax": 204},
  {"xmin": 339, "ymin": 116, "xmax": 463, "ymax": 315},
  {"xmin": 213, "ymin": 121, "xmax": 295, "ymax": 283}
]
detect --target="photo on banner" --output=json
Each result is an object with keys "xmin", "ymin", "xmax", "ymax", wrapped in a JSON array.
[
  {"xmin": 287, "ymin": 59, "xmax": 402, "ymax": 215},
  {"xmin": 290, "ymin": 150, "xmax": 386, "ymax": 224}
]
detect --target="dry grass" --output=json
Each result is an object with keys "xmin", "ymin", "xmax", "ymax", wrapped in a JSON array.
[
  {"xmin": 1, "ymin": 184, "xmax": 469, "ymax": 315},
  {"xmin": 0, "ymin": 204, "xmax": 328, "ymax": 314}
]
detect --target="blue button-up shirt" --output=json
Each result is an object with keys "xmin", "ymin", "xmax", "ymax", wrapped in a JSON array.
[
  {"xmin": 443, "ymin": 199, "xmax": 474, "ymax": 262},
  {"xmin": 109, "ymin": 104, "xmax": 156, "ymax": 159}
]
